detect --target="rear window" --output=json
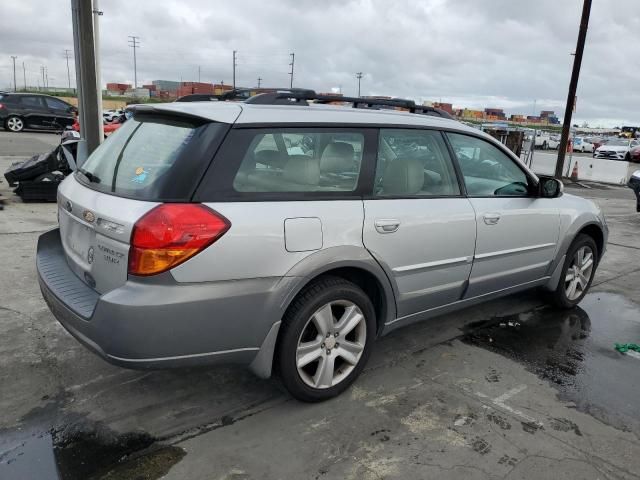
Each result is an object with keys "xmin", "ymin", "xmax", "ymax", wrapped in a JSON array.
[{"xmin": 76, "ymin": 114, "xmax": 227, "ymax": 201}]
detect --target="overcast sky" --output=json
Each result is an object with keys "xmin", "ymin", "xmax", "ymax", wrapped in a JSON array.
[{"xmin": 0, "ymin": 0, "xmax": 638, "ymax": 126}]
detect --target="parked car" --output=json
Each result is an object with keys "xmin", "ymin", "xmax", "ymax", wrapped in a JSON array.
[
  {"xmin": 36, "ymin": 92, "xmax": 608, "ymax": 402},
  {"xmin": 587, "ymin": 137, "xmax": 607, "ymax": 150},
  {"xmin": 534, "ymin": 131, "xmax": 553, "ymax": 149},
  {"xmin": 629, "ymin": 145, "xmax": 640, "ymax": 163},
  {"xmin": 0, "ymin": 92, "xmax": 76, "ymax": 132},
  {"xmin": 548, "ymin": 135, "xmax": 560, "ymax": 149},
  {"xmin": 593, "ymin": 138, "xmax": 640, "ymax": 160},
  {"xmin": 573, "ymin": 137, "xmax": 594, "ymax": 153},
  {"xmin": 628, "ymin": 170, "xmax": 640, "ymax": 212},
  {"xmin": 103, "ymin": 109, "xmax": 124, "ymax": 123}
]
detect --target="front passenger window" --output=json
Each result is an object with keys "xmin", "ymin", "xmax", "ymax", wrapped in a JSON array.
[{"xmin": 447, "ymin": 133, "xmax": 530, "ymax": 197}]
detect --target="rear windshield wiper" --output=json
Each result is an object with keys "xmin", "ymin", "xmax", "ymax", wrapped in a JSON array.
[{"xmin": 77, "ymin": 168, "xmax": 101, "ymax": 183}]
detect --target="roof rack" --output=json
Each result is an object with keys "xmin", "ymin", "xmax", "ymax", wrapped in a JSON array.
[{"xmin": 244, "ymin": 90, "xmax": 455, "ymax": 119}]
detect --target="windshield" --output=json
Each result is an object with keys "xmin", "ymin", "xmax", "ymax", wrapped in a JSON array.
[
  {"xmin": 605, "ymin": 138, "xmax": 629, "ymax": 147},
  {"xmin": 77, "ymin": 114, "xmax": 226, "ymax": 200}
]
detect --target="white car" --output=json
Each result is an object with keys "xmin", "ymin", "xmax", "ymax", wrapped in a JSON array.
[
  {"xmin": 573, "ymin": 137, "xmax": 594, "ymax": 153},
  {"xmin": 594, "ymin": 138, "xmax": 639, "ymax": 160},
  {"xmin": 103, "ymin": 109, "xmax": 124, "ymax": 123}
]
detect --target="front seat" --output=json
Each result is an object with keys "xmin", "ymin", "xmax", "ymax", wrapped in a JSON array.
[
  {"xmin": 320, "ymin": 142, "xmax": 355, "ymax": 174},
  {"xmin": 381, "ymin": 157, "xmax": 424, "ymax": 195}
]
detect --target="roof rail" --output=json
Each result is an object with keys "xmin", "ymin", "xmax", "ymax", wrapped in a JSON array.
[{"xmin": 244, "ymin": 90, "xmax": 455, "ymax": 119}]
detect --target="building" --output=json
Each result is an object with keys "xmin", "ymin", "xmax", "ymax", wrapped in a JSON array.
[
  {"xmin": 484, "ymin": 108, "xmax": 506, "ymax": 120},
  {"xmin": 462, "ymin": 108, "xmax": 484, "ymax": 119},
  {"xmin": 433, "ymin": 102, "xmax": 454, "ymax": 115},
  {"xmin": 152, "ymin": 80, "xmax": 180, "ymax": 93},
  {"xmin": 540, "ymin": 110, "xmax": 560, "ymax": 125},
  {"xmin": 176, "ymin": 82, "xmax": 216, "ymax": 97},
  {"xmin": 510, "ymin": 114, "xmax": 526, "ymax": 123},
  {"xmin": 106, "ymin": 82, "xmax": 131, "ymax": 95}
]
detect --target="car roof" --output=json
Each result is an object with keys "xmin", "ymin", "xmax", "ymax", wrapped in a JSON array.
[{"xmin": 149, "ymin": 100, "xmax": 476, "ymax": 132}]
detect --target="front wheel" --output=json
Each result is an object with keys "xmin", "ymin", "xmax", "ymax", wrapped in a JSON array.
[
  {"xmin": 277, "ymin": 276, "xmax": 376, "ymax": 402},
  {"xmin": 549, "ymin": 234, "xmax": 598, "ymax": 308},
  {"xmin": 5, "ymin": 115, "xmax": 24, "ymax": 132}
]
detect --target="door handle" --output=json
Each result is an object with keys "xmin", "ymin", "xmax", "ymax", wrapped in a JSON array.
[
  {"xmin": 375, "ymin": 219, "xmax": 400, "ymax": 234},
  {"xmin": 483, "ymin": 213, "xmax": 501, "ymax": 225}
]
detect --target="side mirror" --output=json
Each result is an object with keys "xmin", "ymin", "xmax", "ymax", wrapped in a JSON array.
[{"xmin": 539, "ymin": 176, "xmax": 563, "ymax": 198}]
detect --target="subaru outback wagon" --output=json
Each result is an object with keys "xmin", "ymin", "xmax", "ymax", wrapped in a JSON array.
[{"xmin": 37, "ymin": 92, "xmax": 607, "ymax": 401}]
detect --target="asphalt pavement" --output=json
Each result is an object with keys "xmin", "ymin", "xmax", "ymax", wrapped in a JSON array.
[{"xmin": 1, "ymin": 131, "xmax": 640, "ymax": 480}]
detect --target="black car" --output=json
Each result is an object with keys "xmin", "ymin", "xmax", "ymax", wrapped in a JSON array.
[{"xmin": 0, "ymin": 92, "xmax": 77, "ymax": 132}]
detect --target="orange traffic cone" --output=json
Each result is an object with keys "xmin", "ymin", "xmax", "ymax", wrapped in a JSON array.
[{"xmin": 570, "ymin": 162, "xmax": 579, "ymax": 181}]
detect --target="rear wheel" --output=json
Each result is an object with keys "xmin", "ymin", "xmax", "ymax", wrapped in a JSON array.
[
  {"xmin": 5, "ymin": 115, "xmax": 24, "ymax": 132},
  {"xmin": 277, "ymin": 276, "xmax": 376, "ymax": 402},
  {"xmin": 543, "ymin": 141, "xmax": 548, "ymax": 150},
  {"xmin": 549, "ymin": 234, "xmax": 598, "ymax": 308}
]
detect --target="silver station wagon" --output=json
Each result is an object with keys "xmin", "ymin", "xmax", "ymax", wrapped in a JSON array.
[{"xmin": 37, "ymin": 91, "xmax": 607, "ymax": 401}]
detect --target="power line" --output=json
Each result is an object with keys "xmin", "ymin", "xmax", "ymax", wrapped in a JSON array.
[
  {"xmin": 288, "ymin": 52, "xmax": 295, "ymax": 88},
  {"xmin": 356, "ymin": 72, "xmax": 363, "ymax": 97},
  {"xmin": 63, "ymin": 49, "xmax": 72, "ymax": 89},
  {"xmin": 10, "ymin": 56, "xmax": 17, "ymax": 92},
  {"xmin": 128, "ymin": 35, "xmax": 140, "ymax": 88}
]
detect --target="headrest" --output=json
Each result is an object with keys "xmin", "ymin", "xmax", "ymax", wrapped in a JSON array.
[
  {"xmin": 254, "ymin": 149, "xmax": 287, "ymax": 169},
  {"xmin": 382, "ymin": 157, "xmax": 423, "ymax": 195},
  {"xmin": 283, "ymin": 155, "xmax": 320, "ymax": 186},
  {"xmin": 320, "ymin": 142, "xmax": 355, "ymax": 174}
]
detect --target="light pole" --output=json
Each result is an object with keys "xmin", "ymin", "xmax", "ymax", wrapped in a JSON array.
[
  {"xmin": 64, "ymin": 49, "xmax": 72, "ymax": 89},
  {"xmin": 356, "ymin": 72, "xmax": 363, "ymax": 97},
  {"xmin": 232, "ymin": 50, "xmax": 237, "ymax": 89},
  {"xmin": 10, "ymin": 56, "xmax": 17, "ymax": 92},
  {"xmin": 289, "ymin": 53, "xmax": 295, "ymax": 88}
]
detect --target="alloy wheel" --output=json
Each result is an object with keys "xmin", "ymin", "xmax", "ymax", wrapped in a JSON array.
[
  {"xmin": 296, "ymin": 300, "xmax": 367, "ymax": 389},
  {"xmin": 565, "ymin": 246, "xmax": 594, "ymax": 301},
  {"xmin": 7, "ymin": 117, "xmax": 24, "ymax": 132}
]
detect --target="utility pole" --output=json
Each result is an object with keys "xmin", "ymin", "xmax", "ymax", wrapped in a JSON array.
[
  {"xmin": 288, "ymin": 52, "xmax": 295, "ymax": 88},
  {"xmin": 198, "ymin": 65, "xmax": 201, "ymax": 83},
  {"xmin": 356, "ymin": 72, "xmax": 363, "ymax": 97},
  {"xmin": 22, "ymin": 62, "xmax": 26, "ymax": 90},
  {"xmin": 128, "ymin": 35, "xmax": 140, "ymax": 88},
  {"xmin": 64, "ymin": 49, "xmax": 72, "ymax": 89},
  {"xmin": 257, "ymin": 76, "xmax": 262, "ymax": 88},
  {"xmin": 11, "ymin": 56, "xmax": 17, "ymax": 92},
  {"xmin": 71, "ymin": 0, "xmax": 102, "ymax": 160},
  {"xmin": 232, "ymin": 50, "xmax": 237, "ymax": 89},
  {"xmin": 45, "ymin": 67, "xmax": 49, "ymax": 89},
  {"xmin": 555, "ymin": 0, "xmax": 592, "ymax": 179}
]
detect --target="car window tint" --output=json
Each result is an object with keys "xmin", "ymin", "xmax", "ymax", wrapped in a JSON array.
[
  {"xmin": 374, "ymin": 129, "xmax": 460, "ymax": 196},
  {"xmin": 447, "ymin": 133, "xmax": 530, "ymax": 197},
  {"xmin": 44, "ymin": 97, "xmax": 70, "ymax": 110},
  {"xmin": 233, "ymin": 130, "xmax": 364, "ymax": 192},
  {"xmin": 20, "ymin": 96, "xmax": 44, "ymax": 108}
]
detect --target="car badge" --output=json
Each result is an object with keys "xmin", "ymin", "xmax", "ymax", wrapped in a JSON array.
[
  {"xmin": 64, "ymin": 200, "xmax": 73, "ymax": 212},
  {"xmin": 83, "ymin": 210, "xmax": 96, "ymax": 223},
  {"xmin": 87, "ymin": 246, "xmax": 94, "ymax": 265}
]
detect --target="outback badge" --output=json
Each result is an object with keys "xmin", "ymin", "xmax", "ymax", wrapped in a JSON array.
[{"xmin": 83, "ymin": 210, "xmax": 96, "ymax": 223}]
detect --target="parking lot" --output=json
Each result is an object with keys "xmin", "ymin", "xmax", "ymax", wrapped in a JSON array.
[{"xmin": 1, "ymin": 131, "xmax": 640, "ymax": 479}]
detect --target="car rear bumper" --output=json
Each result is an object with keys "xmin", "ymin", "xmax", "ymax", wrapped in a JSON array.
[{"xmin": 37, "ymin": 228, "xmax": 286, "ymax": 369}]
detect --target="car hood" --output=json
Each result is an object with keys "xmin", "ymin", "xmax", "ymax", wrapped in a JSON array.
[{"xmin": 597, "ymin": 145, "xmax": 628, "ymax": 152}]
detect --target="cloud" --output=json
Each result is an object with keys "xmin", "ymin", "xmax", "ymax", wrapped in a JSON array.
[{"xmin": 0, "ymin": 0, "xmax": 637, "ymax": 126}]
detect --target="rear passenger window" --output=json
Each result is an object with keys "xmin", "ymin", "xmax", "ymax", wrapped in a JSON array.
[
  {"xmin": 233, "ymin": 131, "xmax": 364, "ymax": 192},
  {"xmin": 20, "ymin": 96, "xmax": 44, "ymax": 108},
  {"xmin": 374, "ymin": 129, "xmax": 460, "ymax": 196}
]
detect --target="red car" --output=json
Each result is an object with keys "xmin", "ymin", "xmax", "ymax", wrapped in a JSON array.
[
  {"xmin": 630, "ymin": 145, "xmax": 640, "ymax": 163},
  {"xmin": 72, "ymin": 118, "xmax": 122, "ymax": 136}
]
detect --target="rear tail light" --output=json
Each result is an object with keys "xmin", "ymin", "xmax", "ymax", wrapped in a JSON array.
[
  {"xmin": 128, "ymin": 204, "xmax": 230, "ymax": 276},
  {"xmin": 0, "ymin": 103, "xmax": 4, "ymax": 109}
]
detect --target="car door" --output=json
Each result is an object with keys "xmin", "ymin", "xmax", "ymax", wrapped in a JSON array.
[
  {"xmin": 447, "ymin": 132, "xmax": 560, "ymax": 298},
  {"xmin": 44, "ymin": 97, "xmax": 75, "ymax": 129},
  {"xmin": 18, "ymin": 95, "xmax": 50, "ymax": 128},
  {"xmin": 362, "ymin": 129, "xmax": 476, "ymax": 318}
]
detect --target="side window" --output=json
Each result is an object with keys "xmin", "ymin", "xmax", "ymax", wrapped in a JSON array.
[
  {"xmin": 232, "ymin": 130, "xmax": 364, "ymax": 193},
  {"xmin": 44, "ymin": 97, "xmax": 71, "ymax": 111},
  {"xmin": 20, "ymin": 96, "xmax": 44, "ymax": 109},
  {"xmin": 447, "ymin": 133, "xmax": 530, "ymax": 197},
  {"xmin": 375, "ymin": 129, "xmax": 460, "ymax": 197}
]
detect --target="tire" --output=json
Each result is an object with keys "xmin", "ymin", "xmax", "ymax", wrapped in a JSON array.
[
  {"xmin": 543, "ymin": 141, "xmax": 548, "ymax": 150},
  {"xmin": 276, "ymin": 276, "xmax": 376, "ymax": 402},
  {"xmin": 625, "ymin": 153, "xmax": 631, "ymax": 162},
  {"xmin": 5, "ymin": 115, "xmax": 24, "ymax": 132},
  {"xmin": 549, "ymin": 234, "xmax": 598, "ymax": 309}
]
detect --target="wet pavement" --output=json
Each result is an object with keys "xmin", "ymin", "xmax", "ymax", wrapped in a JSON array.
[{"xmin": 462, "ymin": 292, "xmax": 640, "ymax": 434}]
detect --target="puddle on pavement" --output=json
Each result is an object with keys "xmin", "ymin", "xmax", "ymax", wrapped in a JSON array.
[
  {"xmin": 462, "ymin": 292, "xmax": 640, "ymax": 433},
  {"xmin": 0, "ymin": 425, "xmax": 185, "ymax": 480}
]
